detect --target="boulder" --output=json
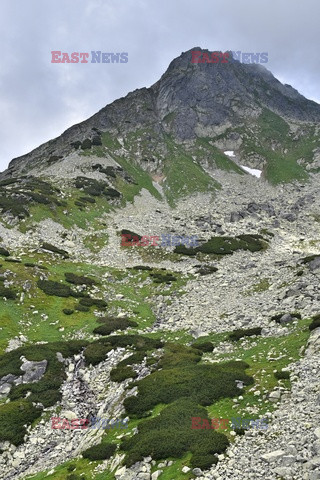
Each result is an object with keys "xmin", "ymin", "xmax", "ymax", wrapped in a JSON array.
[
  {"xmin": 21, "ymin": 359, "xmax": 48, "ymax": 383},
  {"xmin": 261, "ymin": 450, "xmax": 285, "ymax": 462}
]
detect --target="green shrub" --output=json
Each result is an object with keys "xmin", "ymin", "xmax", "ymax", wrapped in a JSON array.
[
  {"xmin": 158, "ymin": 343, "xmax": 202, "ymax": 369},
  {"xmin": 0, "ymin": 195, "xmax": 29, "ymax": 218},
  {"xmin": 82, "ymin": 442, "xmax": 116, "ymax": 460},
  {"xmin": 84, "ymin": 343, "xmax": 113, "ymax": 365},
  {"xmin": 301, "ymin": 254, "xmax": 319, "ymax": 264},
  {"xmin": 63, "ymin": 309, "xmax": 74, "ymax": 315},
  {"xmin": 132, "ymin": 265, "xmax": 152, "ymax": 271},
  {"xmin": 6, "ymin": 341, "xmax": 87, "ymax": 415},
  {"xmin": 91, "ymin": 135, "xmax": 102, "ymax": 146},
  {"xmin": 174, "ymin": 235, "xmax": 266, "ymax": 256},
  {"xmin": 121, "ymin": 398, "xmax": 228, "ymax": 468},
  {"xmin": 0, "ymin": 247, "xmax": 10, "ymax": 257},
  {"xmin": 79, "ymin": 196, "xmax": 96, "ymax": 204},
  {"xmin": 0, "ymin": 178, "xmax": 19, "ymax": 187},
  {"xmin": 174, "ymin": 245, "xmax": 197, "ymax": 256},
  {"xmin": 66, "ymin": 475, "xmax": 81, "ymax": 480},
  {"xmin": 24, "ymin": 262, "xmax": 36, "ymax": 267},
  {"xmin": 93, "ymin": 318, "xmax": 138, "ymax": 336},
  {"xmin": 104, "ymin": 188, "xmax": 121, "ymax": 198},
  {"xmin": 228, "ymin": 327, "xmax": 262, "ymax": 342},
  {"xmin": 81, "ymin": 139, "xmax": 92, "ymax": 150},
  {"xmin": 309, "ymin": 315, "xmax": 320, "ymax": 331},
  {"xmin": 25, "ymin": 192, "xmax": 51, "ymax": 204},
  {"xmin": 5, "ymin": 258, "xmax": 21, "ymax": 263},
  {"xmin": 110, "ymin": 365, "xmax": 137, "ymax": 382},
  {"xmin": 74, "ymin": 177, "xmax": 107, "ymax": 196},
  {"xmin": 196, "ymin": 266, "xmax": 218, "ymax": 275},
  {"xmin": 65, "ymin": 272, "xmax": 96, "ymax": 286},
  {"xmin": 190, "ymin": 453, "xmax": 218, "ymax": 470},
  {"xmin": 106, "ymin": 335, "xmax": 163, "ymax": 351},
  {"xmin": 274, "ymin": 370, "xmax": 290, "ymax": 380},
  {"xmin": 100, "ymin": 166, "xmax": 117, "ymax": 178},
  {"xmin": 124, "ymin": 358, "xmax": 253, "ymax": 417},
  {"xmin": 0, "ymin": 285, "xmax": 17, "ymax": 299},
  {"xmin": 79, "ymin": 297, "xmax": 107, "ymax": 308},
  {"xmin": 118, "ymin": 352, "xmax": 146, "ymax": 366},
  {"xmin": 41, "ymin": 242, "xmax": 69, "ymax": 258},
  {"xmin": 192, "ymin": 341, "xmax": 214, "ymax": 352},
  {"xmin": 37, "ymin": 280, "xmax": 73, "ymax": 297},
  {"xmin": 121, "ymin": 229, "xmax": 142, "ymax": 243},
  {"xmin": 0, "ymin": 400, "xmax": 40, "ymax": 445},
  {"xmin": 75, "ymin": 304, "xmax": 90, "ymax": 312},
  {"xmin": 150, "ymin": 272, "xmax": 177, "ymax": 283}
]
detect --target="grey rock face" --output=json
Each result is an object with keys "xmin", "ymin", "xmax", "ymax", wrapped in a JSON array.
[
  {"xmin": 20, "ymin": 359, "xmax": 48, "ymax": 383},
  {"xmin": 309, "ymin": 257, "xmax": 320, "ymax": 271},
  {"xmin": 280, "ymin": 313, "xmax": 293, "ymax": 324}
]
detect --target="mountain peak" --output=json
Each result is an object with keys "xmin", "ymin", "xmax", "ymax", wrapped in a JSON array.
[{"xmin": 2, "ymin": 47, "xmax": 320, "ymax": 185}]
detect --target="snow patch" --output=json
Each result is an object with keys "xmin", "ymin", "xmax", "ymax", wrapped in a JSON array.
[
  {"xmin": 240, "ymin": 165, "xmax": 262, "ymax": 178},
  {"xmin": 224, "ymin": 150, "xmax": 235, "ymax": 157}
]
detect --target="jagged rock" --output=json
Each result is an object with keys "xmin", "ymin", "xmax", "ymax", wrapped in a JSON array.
[
  {"xmin": 309, "ymin": 257, "xmax": 320, "ymax": 271},
  {"xmin": 268, "ymin": 391, "xmax": 281, "ymax": 402},
  {"xmin": 192, "ymin": 468, "xmax": 203, "ymax": 476},
  {"xmin": 20, "ymin": 359, "xmax": 48, "ymax": 383},
  {"xmin": 182, "ymin": 466, "xmax": 191, "ymax": 473},
  {"xmin": 0, "ymin": 383, "xmax": 11, "ymax": 396},
  {"xmin": 151, "ymin": 471, "xmax": 162, "ymax": 480},
  {"xmin": 261, "ymin": 450, "xmax": 285, "ymax": 462},
  {"xmin": 280, "ymin": 313, "xmax": 293, "ymax": 324}
]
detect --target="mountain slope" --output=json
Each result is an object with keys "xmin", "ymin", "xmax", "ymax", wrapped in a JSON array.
[{"xmin": 1, "ymin": 48, "xmax": 320, "ymax": 201}]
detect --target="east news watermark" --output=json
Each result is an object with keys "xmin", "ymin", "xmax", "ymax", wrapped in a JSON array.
[
  {"xmin": 51, "ymin": 51, "xmax": 128, "ymax": 63},
  {"xmin": 191, "ymin": 50, "xmax": 268, "ymax": 64}
]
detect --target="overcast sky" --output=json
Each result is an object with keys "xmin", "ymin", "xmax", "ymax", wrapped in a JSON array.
[{"xmin": 0, "ymin": 0, "xmax": 319, "ymax": 172}]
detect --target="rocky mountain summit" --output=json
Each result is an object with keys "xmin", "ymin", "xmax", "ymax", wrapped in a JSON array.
[{"xmin": 0, "ymin": 48, "xmax": 320, "ymax": 480}]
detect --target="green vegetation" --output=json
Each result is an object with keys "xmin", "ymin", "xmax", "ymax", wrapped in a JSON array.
[
  {"xmin": 121, "ymin": 398, "xmax": 228, "ymax": 468},
  {"xmin": 64, "ymin": 272, "xmax": 96, "ymax": 286},
  {"xmin": 239, "ymin": 108, "xmax": 315, "ymax": 184},
  {"xmin": 0, "ymin": 247, "xmax": 10, "ymax": 256},
  {"xmin": 78, "ymin": 297, "xmax": 107, "ymax": 308},
  {"xmin": 149, "ymin": 272, "xmax": 177, "ymax": 283},
  {"xmin": 117, "ymin": 351, "xmax": 146, "ymax": 366},
  {"xmin": 175, "ymin": 234, "xmax": 267, "ymax": 256},
  {"xmin": 309, "ymin": 314, "xmax": 320, "ymax": 331},
  {"xmin": 84, "ymin": 342, "xmax": 113, "ymax": 366},
  {"xmin": 41, "ymin": 243, "xmax": 69, "ymax": 258},
  {"xmin": 195, "ymin": 138, "xmax": 244, "ymax": 174},
  {"xmin": 123, "ymin": 344, "xmax": 253, "ymax": 416},
  {"xmin": 0, "ymin": 400, "xmax": 40, "ymax": 445},
  {"xmin": 0, "ymin": 340, "xmax": 87, "ymax": 444},
  {"xmin": 0, "ymin": 285, "xmax": 17, "ymax": 299},
  {"xmin": 82, "ymin": 442, "xmax": 117, "ymax": 461},
  {"xmin": 228, "ymin": 327, "xmax": 262, "ymax": 342},
  {"xmin": 37, "ymin": 280, "xmax": 75, "ymax": 298},
  {"xmin": 93, "ymin": 317, "xmax": 138, "ymax": 336},
  {"xmin": 110, "ymin": 365, "xmax": 137, "ymax": 382},
  {"xmin": 191, "ymin": 341, "xmax": 214, "ymax": 352},
  {"xmin": 162, "ymin": 135, "xmax": 220, "ymax": 206},
  {"xmin": 274, "ymin": 370, "xmax": 290, "ymax": 380}
]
